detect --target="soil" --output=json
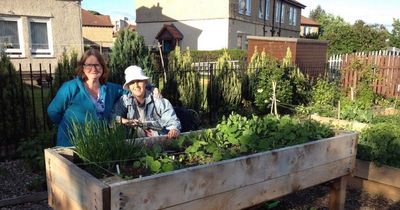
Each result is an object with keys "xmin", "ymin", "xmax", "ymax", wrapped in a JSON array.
[{"xmin": 1, "ymin": 159, "xmax": 400, "ymax": 210}]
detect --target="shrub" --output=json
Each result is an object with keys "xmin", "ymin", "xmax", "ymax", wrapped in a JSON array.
[
  {"xmin": 109, "ymin": 30, "xmax": 155, "ymax": 84},
  {"xmin": 0, "ymin": 52, "xmax": 34, "ymax": 145}
]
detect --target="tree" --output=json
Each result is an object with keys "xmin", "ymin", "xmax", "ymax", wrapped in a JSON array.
[
  {"xmin": 309, "ymin": 5, "xmax": 326, "ymax": 21},
  {"xmin": 389, "ymin": 18, "xmax": 400, "ymax": 48},
  {"xmin": 209, "ymin": 50, "xmax": 242, "ymax": 114},
  {"xmin": 311, "ymin": 5, "xmax": 388, "ymax": 55},
  {"xmin": 0, "ymin": 52, "xmax": 34, "ymax": 142},
  {"xmin": 165, "ymin": 46, "xmax": 201, "ymax": 110},
  {"xmin": 109, "ymin": 29, "xmax": 154, "ymax": 84}
]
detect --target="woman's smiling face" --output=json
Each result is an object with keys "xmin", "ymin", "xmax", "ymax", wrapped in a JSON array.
[{"xmin": 128, "ymin": 80, "xmax": 147, "ymax": 98}]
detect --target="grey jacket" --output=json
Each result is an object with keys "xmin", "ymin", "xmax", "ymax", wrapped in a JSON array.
[{"xmin": 111, "ymin": 91, "xmax": 181, "ymax": 137}]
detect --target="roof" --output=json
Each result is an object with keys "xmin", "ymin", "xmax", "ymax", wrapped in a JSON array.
[
  {"xmin": 286, "ymin": 0, "xmax": 306, "ymax": 9},
  {"xmin": 156, "ymin": 23, "xmax": 183, "ymax": 40},
  {"xmin": 300, "ymin": 16, "xmax": 320, "ymax": 26},
  {"xmin": 81, "ymin": 9, "xmax": 113, "ymax": 27}
]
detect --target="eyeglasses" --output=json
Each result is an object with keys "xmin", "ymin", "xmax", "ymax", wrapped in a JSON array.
[{"xmin": 83, "ymin": 64, "xmax": 102, "ymax": 70}]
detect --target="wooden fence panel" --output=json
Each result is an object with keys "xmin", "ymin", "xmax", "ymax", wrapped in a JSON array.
[{"xmin": 329, "ymin": 50, "xmax": 400, "ymax": 98}]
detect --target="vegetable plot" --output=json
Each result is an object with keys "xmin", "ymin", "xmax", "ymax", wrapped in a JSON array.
[{"xmin": 45, "ymin": 114, "xmax": 357, "ymax": 210}]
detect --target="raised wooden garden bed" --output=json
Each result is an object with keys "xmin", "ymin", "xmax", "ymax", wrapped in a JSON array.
[
  {"xmin": 349, "ymin": 160, "xmax": 400, "ymax": 202},
  {"xmin": 310, "ymin": 115, "xmax": 400, "ymax": 201},
  {"xmin": 45, "ymin": 132, "xmax": 357, "ymax": 210}
]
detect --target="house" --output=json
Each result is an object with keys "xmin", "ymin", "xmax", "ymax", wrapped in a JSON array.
[
  {"xmin": 300, "ymin": 15, "xmax": 320, "ymax": 37},
  {"xmin": 81, "ymin": 9, "xmax": 114, "ymax": 56},
  {"xmin": 0, "ymin": 0, "xmax": 83, "ymax": 71},
  {"xmin": 136, "ymin": 0, "xmax": 305, "ymax": 52}
]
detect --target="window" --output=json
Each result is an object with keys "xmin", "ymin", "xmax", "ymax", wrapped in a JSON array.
[
  {"xmin": 29, "ymin": 18, "xmax": 53, "ymax": 56},
  {"xmin": 0, "ymin": 16, "xmax": 24, "ymax": 57},
  {"xmin": 258, "ymin": 0, "xmax": 263, "ymax": 19},
  {"xmin": 245, "ymin": 0, "xmax": 251, "ymax": 16},
  {"xmin": 265, "ymin": 0, "xmax": 270, "ymax": 20},
  {"xmin": 259, "ymin": 0, "xmax": 270, "ymax": 20},
  {"xmin": 293, "ymin": 8, "xmax": 297, "ymax": 26},
  {"xmin": 275, "ymin": 1, "xmax": 285, "ymax": 23},
  {"xmin": 289, "ymin": 7, "xmax": 297, "ymax": 26},
  {"xmin": 280, "ymin": 4, "xmax": 285, "ymax": 23},
  {"xmin": 238, "ymin": 0, "xmax": 245, "ymax": 14},
  {"xmin": 275, "ymin": 1, "xmax": 281, "ymax": 22}
]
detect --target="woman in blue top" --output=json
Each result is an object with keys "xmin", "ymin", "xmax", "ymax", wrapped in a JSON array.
[{"xmin": 47, "ymin": 49, "xmax": 124, "ymax": 146}]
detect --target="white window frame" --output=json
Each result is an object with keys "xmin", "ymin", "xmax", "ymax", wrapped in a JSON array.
[
  {"xmin": 238, "ymin": 0, "xmax": 245, "ymax": 14},
  {"xmin": 245, "ymin": 0, "xmax": 252, "ymax": 16},
  {"xmin": 293, "ymin": 8, "xmax": 297, "ymax": 26},
  {"xmin": 0, "ymin": 16, "xmax": 24, "ymax": 57},
  {"xmin": 280, "ymin": 4, "xmax": 285, "ymax": 23},
  {"xmin": 265, "ymin": 0, "xmax": 270, "ymax": 20},
  {"xmin": 258, "ymin": 0, "xmax": 264, "ymax": 19},
  {"xmin": 275, "ymin": 1, "xmax": 281, "ymax": 22},
  {"xmin": 289, "ymin": 7, "xmax": 293, "ymax": 25},
  {"xmin": 29, "ymin": 18, "xmax": 53, "ymax": 57}
]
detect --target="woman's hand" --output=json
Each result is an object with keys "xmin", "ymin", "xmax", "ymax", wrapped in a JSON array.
[
  {"xmin": 167, "ymin": 129, "xmax": 180, "ymax": 139},
  {"xmin": 120, "ymin": 118, "xmax": 140, "ymax": 126}
]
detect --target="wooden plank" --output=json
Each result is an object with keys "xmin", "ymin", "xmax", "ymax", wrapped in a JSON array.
[
  {"xmin": 328, "ymin": 175, "xmax": 348, "ymax": 210},
  {"xmin": 109, "ymin": 133, "xmax": 357, "ymax": 210},
  {"xmin": 349, "ymin": 177, "xmax": 400, "ymax": 202},
  {"xmin": 354, "ymin": 159, "xmax": 400, "ymax": 188},
  {"xmin": 0, "ymin": 191, "xmax": 47, "ymax": 208},
  {"xmin": 310, "ymin": 114, "xmax": 368, "ymax": 132},
  {"xmin": 164, "ymin": 157, "xmax": 355, "ymax": 210},
  {"xmin": 45, "ymin": 148, "xmax": 110, "ymax": 210}
]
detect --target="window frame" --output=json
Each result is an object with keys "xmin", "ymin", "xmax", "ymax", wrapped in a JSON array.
[
  {"xmin": 29, "ymin": 17, "xmax": 53, "ymax": 57},
  {"xmin": 0, "ymin": 16, "xmax": 24, "ymax": 57},
  {"xmin": 245, "ymin": 0, "xmax": 252, "ymax": 16},
  {"xmin": 258, "ymin": 0, "xmax": 264, "ymax": 19},
  {"xmin": 265, "ymin": 0, "xmax": 270, "ymax": 20}
]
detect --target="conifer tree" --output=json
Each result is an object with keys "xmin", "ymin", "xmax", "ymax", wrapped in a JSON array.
[
  {"xmin": 209, "ymin": 50, "xmax": 241, "ymax": 113},
  {"xmin": 109, "ymin": 29, "xmax": 154, "ymax": 84},
  {"xmin": 0, "ymin": 52, "xmax": 33, "ymax": 141}
]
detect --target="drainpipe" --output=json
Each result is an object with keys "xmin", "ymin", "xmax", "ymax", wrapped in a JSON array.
[
  {"xmin": 270, "ymin": 0, "xmax": 276, "ymax": 36},
  {"xmin": 263, "ymin": 0, "xmax": 266, "ymax": 36}
]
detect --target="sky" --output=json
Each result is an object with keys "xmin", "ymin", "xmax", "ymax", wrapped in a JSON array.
[
  {"xmin": 300, "ymin": 0, "xmax": 399, "ymax": 30},
  {"xmin": 81, "ymin": 0, "xmax": 399, "ymax": 30},
  {"xmin": 81, "ymin": 0, "xmax": 135, "ymax": 22}
]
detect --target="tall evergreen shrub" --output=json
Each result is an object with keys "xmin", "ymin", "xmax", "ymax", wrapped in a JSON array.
[
  {"xmin": 208, "ymin": 50, "xmax": 242, "ymax": 114},
  {"xmin": 0, "ymin": 52, "xmax": 33, "ymax": 142},
  {"xmin": 109, "ymin": 29, "xmax": 154, "ymax": 84},
  {"xmin": 165, "ymin": 47, "xmax": 201, "ymax": 110}
]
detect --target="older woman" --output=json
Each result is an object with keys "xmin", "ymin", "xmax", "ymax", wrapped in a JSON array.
[
  {"xmin": 112, "ymin": 65, "xmax": 181, "ymax": 139},
  {"xmin": 47, "ymin": 49, "xmax": 124, "ymax": 146}
]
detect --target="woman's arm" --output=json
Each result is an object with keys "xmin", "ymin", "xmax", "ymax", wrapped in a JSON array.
[{"xmin": 47, "ymin": 82, "xmax": 74, "ymax": 125}]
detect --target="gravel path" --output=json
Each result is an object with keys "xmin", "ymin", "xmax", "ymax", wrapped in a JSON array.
[{"xmin": 0, "ymin": 160, "xmax": 50, "ymax": 210}]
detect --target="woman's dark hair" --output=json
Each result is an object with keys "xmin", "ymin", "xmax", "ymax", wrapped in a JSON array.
[{"xmin": 76, "ymin": 49, "xmax": 109, "ymax": 84}]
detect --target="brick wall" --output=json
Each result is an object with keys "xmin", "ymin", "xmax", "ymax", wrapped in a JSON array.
[{"xmin": 247, "ymin": 36, "xmax": 328, "ymax": 78}]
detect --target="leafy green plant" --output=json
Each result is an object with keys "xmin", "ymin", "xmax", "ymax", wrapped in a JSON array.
[
  {"xmin": 358, "ymin": 123, "xmax": 400, "ymax": 168},
  {"xmin": 17, "ymin": 128, "xmax": 56, "ymax": 172}
]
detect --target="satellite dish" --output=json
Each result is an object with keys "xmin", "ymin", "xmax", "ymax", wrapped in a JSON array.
[{"xmin": 239, "ymin": 0, "xmax": 246, "ymax": 11}]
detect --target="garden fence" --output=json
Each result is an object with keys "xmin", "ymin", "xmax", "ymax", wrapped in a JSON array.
[{"xmin": 328, "ymin": 50, "xmax": 400, "ymax": 97}]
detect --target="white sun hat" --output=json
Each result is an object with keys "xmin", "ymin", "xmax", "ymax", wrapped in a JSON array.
[{"xmin": 123, "ymin": 65, "xmax": 149, "ymax": 90}]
